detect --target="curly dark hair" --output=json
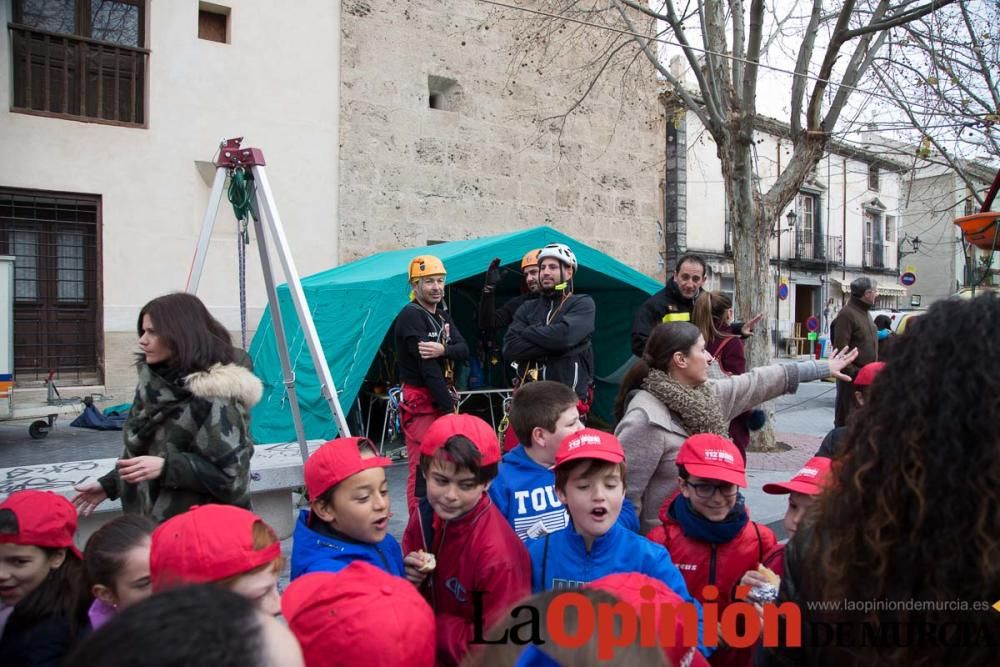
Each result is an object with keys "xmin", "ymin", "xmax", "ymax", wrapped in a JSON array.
[{"xmin": 804, "ymin": 292, "xmax": 1000, "ymax": 665}]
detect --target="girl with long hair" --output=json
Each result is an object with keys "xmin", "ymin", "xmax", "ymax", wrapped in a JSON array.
[
  {"xmin": 614, "ymin": 322, "xmax": 856, "ymax": 535},
  {"xmin": 691, "ymin": 290, "xmax": 755, "ymax": 453},
  {"xmin": 0, "ymin": 491, "xmax": 92, "ymax": 667},
  {"xmin": 72, "ymin": 292, "xmax": 262, "ymax": 521},
  {"xmin": 758, "ymin": 292, "xmax": 1000, "ymax": 666}
]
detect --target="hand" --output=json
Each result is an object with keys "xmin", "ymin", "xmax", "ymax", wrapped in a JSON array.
[
  {"xmin": 117, "ymin": 455, "xmax": 165, "ymax": 484},
  {"xmin": 72, "ymin": 480, "xmax": 108, "ymax": 516},
  {"xmin": 484, "ymin": 258, "xmax": 501, "ymax": 291},
  {"xmin": 403, "ymin": 551, "xmax": 430, "ymax": 586},
  {"xmin": 740, "ymin": 569, "xmax": 772, "ymax": 591},
  {"xmin": 741, "ymin": 312, "xmax": 765, "ymax": 336},
  {"xmin": 827, "ymin": 346, "xmax": 860, "ymax": 382},
  {"xmin": 418, "ymin": 341, "xmax": 446, "ymax": 359}
]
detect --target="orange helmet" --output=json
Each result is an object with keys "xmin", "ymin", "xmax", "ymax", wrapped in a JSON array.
[
  {"xmin": 521, "ymin": 249, "xmax": 541, "ymax": 270},
  {"xmin": 408, "ymin": 255, "xmax": 446, "ymax": 281}
]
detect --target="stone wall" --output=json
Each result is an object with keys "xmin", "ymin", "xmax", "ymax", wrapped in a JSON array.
[{"xmin": 338, "ymin": 0, "xmax": 666, "ymax": 278}]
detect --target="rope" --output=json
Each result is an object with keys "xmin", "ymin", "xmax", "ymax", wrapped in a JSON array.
[{"xmin": 227, "ymin": 168, "xmax": 255, "ymax": 349}]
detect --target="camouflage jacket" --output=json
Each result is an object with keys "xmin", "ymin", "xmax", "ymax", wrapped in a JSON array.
[{"xmin": 98, "ymin": 360, "xmax": 262, "ymax": 521}]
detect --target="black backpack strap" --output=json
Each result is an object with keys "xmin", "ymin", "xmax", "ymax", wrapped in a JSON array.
[{"xmin": 753, "ymin": 521, "xmax": 763, "ymax": 562}]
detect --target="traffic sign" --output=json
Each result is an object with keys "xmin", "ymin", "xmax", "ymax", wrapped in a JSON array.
[
  {"xmin": 805, "ymin": 316, "xmax": 819, "ymax": 333},
  {"xmin": 900, "ymin": 272, "xmax": 916, "ymax": 286},
  {"xmin": 778, "ymin": 283, "xmax": 789, "ymax": 300}
]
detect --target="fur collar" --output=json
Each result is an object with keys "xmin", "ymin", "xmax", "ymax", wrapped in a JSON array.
[{"xmin": 184, "ymin": 363, "xmax": 263, "ymax": 409}]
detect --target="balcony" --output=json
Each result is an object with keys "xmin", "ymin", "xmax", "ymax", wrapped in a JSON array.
[
  {"xmin": 9, "ymin": 23, "xmax": 148, "ymax": 126},
  {"xmin": 863, "ymin": 242, "xmax": 888, "ymax": 270},
  {"xmin": 791, "ymin": 231, "xmax": 843, "ymax": 265}
]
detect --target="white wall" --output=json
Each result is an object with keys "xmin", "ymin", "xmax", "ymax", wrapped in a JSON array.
[{"xmin": 0, "ymin": 0, "xmax": 341, "ymax": 335}]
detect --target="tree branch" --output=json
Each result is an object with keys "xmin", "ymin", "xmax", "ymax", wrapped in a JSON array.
[{"xmin": 842, "ymin": 0, "xmax": 958, "ymax": 40}]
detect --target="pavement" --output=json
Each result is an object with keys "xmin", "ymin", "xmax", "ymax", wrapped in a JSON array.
[{"xmin": 0, "ymin": 377, "xmax": 837, "ymax": 570}]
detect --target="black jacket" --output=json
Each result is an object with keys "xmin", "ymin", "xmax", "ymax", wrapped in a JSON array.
[
  {"xmin": 478, "ymin": 291, "xmax": 537, "ymax": 331},
  {"xmin": 631, "ymin": 278, "xmax": 743, "ymax": 357},
  {"xmin": 502, "ymin": 291, "xmax": 595, "ymax": 400},
  {"xmin": 393, "ymin": 302, "xmax": 469, "ymax": 412},
  {"xmin": 0, "ymin": 615, "xmax": 78, "ymax": 667}
]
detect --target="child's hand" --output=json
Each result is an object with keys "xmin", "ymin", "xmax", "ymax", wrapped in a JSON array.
[
  {"xmin": 404, "ymin": 550, "xmax": 435, "ymax": 585},
  {"xmin": 740, "ymin": 569, "xmax": 771, "ymax": 591}
]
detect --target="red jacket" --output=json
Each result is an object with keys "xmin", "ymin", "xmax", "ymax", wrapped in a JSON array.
[
  {"xmin": 762, "ymin": 541, "xmax": 785, "ymax": 577},
  {"xmin": 648, "ymin": 492, "xmax": 776, "ymax": 667},
  {"xmin": 403, "ymin": 494, "xmax": 531, "ymax": 666}
]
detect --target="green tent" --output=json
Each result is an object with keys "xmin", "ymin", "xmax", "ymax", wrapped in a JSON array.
[{"xmin": 248, "ymin": 226, "xmax": 662, "ymax": 443}]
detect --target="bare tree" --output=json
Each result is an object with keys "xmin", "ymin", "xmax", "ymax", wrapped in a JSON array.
[{"xmin": 498, "ymin": 0, "xmax": 956, "ymax": 447}]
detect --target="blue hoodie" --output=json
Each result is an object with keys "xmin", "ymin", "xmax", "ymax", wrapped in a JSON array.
[
  {"xmin": 526, "ymin": 521, "xmax": 710, "ymax": 656},
  {"xmin": 289, "ymin": 509, "xmax": 405, "ymax": 580},
  {"xmin": 489, "ymin": 445, "xmax": 639, "ymax": 541}
]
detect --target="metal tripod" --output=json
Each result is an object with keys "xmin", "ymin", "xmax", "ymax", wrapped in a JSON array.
[{"xmin": 186, "ymin": 138, "xmax": 350, "ymax": 463}]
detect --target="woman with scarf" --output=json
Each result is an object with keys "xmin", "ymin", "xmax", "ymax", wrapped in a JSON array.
[
  {"xmin": 72, "ymin": 293, "xmax": 262, "ymax": 522},
  {"xmin": 614, "ymin": 322, "xmax": 856, "ymax": 536}
]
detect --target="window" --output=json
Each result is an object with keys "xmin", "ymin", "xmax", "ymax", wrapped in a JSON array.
[
  {"xmin": 884, "ymin": 215, "xmax": 896, "ymax": 244},
  {"xmin": 868, "ymin": 164, "xmax": 880, "ymax": 191},
  {"xmin": 863, "ymin": 210, "xmax": 884, "ymax": 268},
  {"xmin": 797, "ymin": 193, "xmax": 815, "ymax": 258},
  {"xmin": 428, "ymin": 75, "xmax": 463, "ymax": 112},
  {"xmin": 10, "ymin": 0, "xmax": 148, "ymax": 125},
  {"xmin": 198, "ymin": 3, "xmax": 230, "ymax": 43},
  {"xmin": 0, "ymin": 189, "xmax": 101, "ymax": 383}
]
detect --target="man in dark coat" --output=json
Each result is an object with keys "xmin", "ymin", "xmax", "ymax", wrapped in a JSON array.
[
  {"xmin": 503, "ymin": 243, "xmax": 595, "ymax": 411},
  {"xmin": 632, "ymin": 254, "xmax": 760, "ymax": 357},
  {"xmin": 830, "ymin": 277, "xmax": 879, "ymax": 426}
]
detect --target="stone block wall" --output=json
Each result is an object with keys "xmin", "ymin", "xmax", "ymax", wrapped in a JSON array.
[{"xmin": 338, "ymin": 0, "xmax": 666, "ymax": 278}]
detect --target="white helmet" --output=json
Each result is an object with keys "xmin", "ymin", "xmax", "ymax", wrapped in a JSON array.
[{"xmin": 536, "ymin": 243, "xmax": 578, "ymax": 270}]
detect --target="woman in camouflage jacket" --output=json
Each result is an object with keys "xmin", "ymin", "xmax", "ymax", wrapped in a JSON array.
[{"xmin": 72, "ymin": 294, "xmax": 262, "ymax": 522}]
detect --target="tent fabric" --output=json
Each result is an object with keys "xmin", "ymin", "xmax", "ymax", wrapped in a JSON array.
[{"xmin": 248, "ymin": 226, "xmax": 662, "ymax": 444}]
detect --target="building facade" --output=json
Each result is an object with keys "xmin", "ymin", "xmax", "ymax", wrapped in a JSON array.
[{"xmin": 0, "ymin": 1, "xmax": 664, "ymax": 402}]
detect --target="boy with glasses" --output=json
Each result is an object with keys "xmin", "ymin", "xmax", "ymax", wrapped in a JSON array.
[{"xmin": 647, "ymin": 433, "xmax": 776, "ymax": 667}]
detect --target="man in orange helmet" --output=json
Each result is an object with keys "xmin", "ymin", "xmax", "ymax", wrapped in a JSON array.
[
  {"xmin": 394, "ymin": 255, "xmax": 469, "ymax": 512},
  {"xmin": 478, "ymin": 249, "xmax": 542, "ymax": 330}
]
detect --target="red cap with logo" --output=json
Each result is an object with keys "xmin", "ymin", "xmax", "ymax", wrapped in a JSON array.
[
  {"xmin": 554, "ymin": 428, "xmax": 625, "ymax": 468},
  {"xmin": 676, "ymin": 433, "xmax": 747, "ymax": 487},
  {"xmin": 0, "ymin": 490, "xmax": 81, "ymax": 558},
  {"xmin": 149, "ymin": 504, "xmax": 281, "ymax": 592},
  {"xmin": 419, "ymin": 413, "xmax": 501, "ymax": 466},
  {"xmin": 854, "ymin": 361, "xmax": 886, "ymax": 387},
  {"xmin": 282, "ymin": 562, "xmax": 435, "ymax": 666},
  {"xmin": 304, "ymin": 437, "xmax": 392, "ymax": 499},
  {"xmin": 587, "ymin": 572, "xmax": 710, "ymax": 667},
  {"xmin": 763, "ymin": 456, "xmax": 833, "ymax": 495}
]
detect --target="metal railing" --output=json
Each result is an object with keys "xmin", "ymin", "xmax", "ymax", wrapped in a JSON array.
[
  {"xmin": 793, "ymin": 231, "xmax": 844, "ymax": 264},
  {"xmin": 9, "ymin": 23, "xmax": 148, "ymax": 125}
]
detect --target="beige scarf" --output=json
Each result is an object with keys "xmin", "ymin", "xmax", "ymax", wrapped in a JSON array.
[{"xmin": 641, "ymin": 368, "xmax": 729, "ymax": 437}]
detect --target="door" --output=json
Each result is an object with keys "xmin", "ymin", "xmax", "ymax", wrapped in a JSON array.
[
  {"xmin": 0, "ymin": 189, "xmax": 102, "ymax": 385},
  {"xmin": 794, "ymin": 285, "xmax": 818, "ymax": 355}
]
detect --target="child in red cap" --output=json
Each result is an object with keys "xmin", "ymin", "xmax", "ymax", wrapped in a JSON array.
[
  {"xmin": 587, "ymin": 572, "xmax": 711, "ymax": 667},
  {"xmin": 527, "ymin": 428, "xmax": 709, "ymax": 657},
  {"xmin": 290, "ymin": 436, "xmax": 403, "ymax": 580},
  {"xmin": 816, "ymin": 361, "xmax": 886, "ymax": 458},
  {"xmin": 751, "ymin": 456, "xmax": 832, "ymax": 580},
  {"xmin": 0, "ymin": 490, "xmax": 92, "ymax": 665},
  {"xmin": 401, "ymin": 413, "xmax": 530, "ymax": 667},
  {"xmin": 647, "ymin": 433, "xmax": 776, "ymax": 667},
  {"xmin": 149, "ymin": 504, "xmax": 282, "ymax": 615},
  {"xmin": 283, "ymin": 561, "xmax": 435, "ymax": 666}
]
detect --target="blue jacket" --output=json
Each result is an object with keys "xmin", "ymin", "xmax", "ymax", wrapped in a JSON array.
[
  {"xmin": 527, "ymin": 520, "xmax": 710, "ymax": 656},
  {"xmin": 290, "ymin": 509, "xmax": 405, "ymax": 580},
  {"xmin": 490, "ymin": 445, "xmax": 640, "ymax": 541}
]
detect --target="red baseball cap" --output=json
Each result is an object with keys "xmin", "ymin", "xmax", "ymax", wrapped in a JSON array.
[
  {"xmin": 149, "ymin": 504, "xmax": 281, "ymax": 592},
  {"xmin": 854, "ymin": 361, "xmax": 886, "ymax": 387},
  {"xmin": 0, "ymin": 490, "xmax": 81, "ymax": 558},
  {"xmin": 763, "ymin": 456, "xmax": 833, "ymax": 495},
  {"xmin": 304, "ymin": 437, "xmax": 392, "ymax": 499},
  {"xmin": 587, "ymin": 572, "xmax": 710, "ymax": 667},
  {"xmin": 677, "ymin": 433, "xmax": 747, "ymax": 487},
  {"xmin": 282, "ymin": 562, "xmax": 435, "ymax": 666},
  {"xmin": 553, "ymin": 428, "xmax": 625, "ymax": 469},
  {"xmin": 419, "ymin": 413, "xmax": 501, "ymax": 466}
]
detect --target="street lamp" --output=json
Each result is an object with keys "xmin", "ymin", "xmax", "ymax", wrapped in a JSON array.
[
  {"xmin": 897, "ymin": 233, "xmax": 921, "ymax": 266},
  {"xmin": 774, "ymin": 209, "xmax": 797, "ymax": 356}
]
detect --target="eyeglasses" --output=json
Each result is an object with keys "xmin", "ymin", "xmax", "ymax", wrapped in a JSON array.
[{"xmin": 683, "ymin": 480, "xmax": 739, "ymax": 499}]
